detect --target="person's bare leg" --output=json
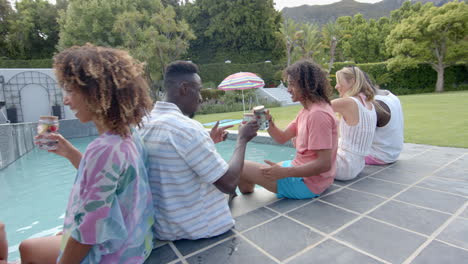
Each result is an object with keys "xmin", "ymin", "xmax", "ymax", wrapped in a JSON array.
[
  {"xmin": 239, "ymin": 161, "xmax": 278, "ymax": 194},
  {"xmin": 19, "ymin": 235, "xmax": 62, "ymax": 264},
  {"xmin": 0, "ymin": 222, "xmax": 7, "ymax": 262}
]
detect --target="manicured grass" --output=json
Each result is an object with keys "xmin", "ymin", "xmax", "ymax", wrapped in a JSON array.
[
  {"xmin": 399, "ymin": 91, "xmax": 468, "ymax": 148},
  {"xmin": 195, "ymin": 91, "xmax": 468, "ymax": 148}
]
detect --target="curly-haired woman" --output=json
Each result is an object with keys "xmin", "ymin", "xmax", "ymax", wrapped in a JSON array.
[
  {"xmin": 238, "ymin": 60, "xmax": 338, "ymax": 199},
  {"xmin": 20, "ymin": 44, "xmax": 155, "ymax": 264}
]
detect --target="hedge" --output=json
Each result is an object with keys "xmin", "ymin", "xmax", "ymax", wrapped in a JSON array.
[
  {"xmin": 330, "ymin": 62, "xmax": 468, "ymax": 95},
  {"xmin": 2, "ymin": 58, "xmax": 466, "ymax": 95},
  {"xmin": 0, "ymin": 59, "xmax": 53, "ymax": 68},
  {"xmin": 198, "ymin": 62, "xmax": 283, "ymax": 88}
]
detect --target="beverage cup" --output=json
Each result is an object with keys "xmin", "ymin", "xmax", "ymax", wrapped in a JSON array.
[
  {"xmin": 37, "ymin": 116, "xmax": 59, "ymax": 150},
  {"xmin": 253, "ymin": 105, "xmax": 269, "ymax": 130}
]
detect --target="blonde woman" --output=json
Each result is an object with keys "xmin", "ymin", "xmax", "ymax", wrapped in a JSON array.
[{"xmin": 332, "ymin": 66, "xmax": 377, "ymax": 181}]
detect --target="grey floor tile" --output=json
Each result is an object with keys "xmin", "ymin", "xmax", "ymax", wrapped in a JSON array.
[
  {"xmin": 368, "ymin": 200, "xmax": 451, "ymax": 235},
  {"xmin": 173, "ymin": 230, "xmax": 235, "ymax": 256},
  {"xmin": 185, "ymin": 236, "xmax": 276, "ymax": 264},
  {"xmin": 433, "ymin": 166, "xmax": 468, "ymax": 181},
  {"xmin": 395, "ymin": 187, "xmax": 466, "ymax": 214},
  {"xmin": 370, "ymin": 167, "xmax": 427, "ymax": 185},
  {"xmin": 145, "ymin": 244, "xmax": 178, "ymax": 264},
  {"xmin": 417, "ymin": 177, "xmax": 468, "ymax": 197},
  {"xmin": 334, "ymin": 217, "xmax": 426, "ymax": 263},
  {"xmin": 461, "ymin": 207, "xmax": 468, "ymax": 219},
  {"xmin": 320, "ymin": 188, "xmax": 386, "ymax": 213},
  {"xmin": 234, "ymin": 207, "xmax": 278, "ymax": 232},
  {"xmin": 411, "ymin": 240, "xmax": 468, "ymax": 264},
  {"xmin": 437, "ymin": 217, "xmax": 468, "ymax": 249},
  {"xmin": 266, "ymin": 198, "xmax": 312, "ymax": 213},
  {"xmin": 449, "ymin": 155, "xmax": 468, "ymax": 170},
  {"xmin": 348, "ymin": 178, "xmax": 407, "ymax": 198},
  {"xmin": 388, "ymin": 159, "xmax": 440, "ymax": 174},
  {"xmin": 287, "ymin": 200, "xmax": 358, "ymax": 233},
  {"xmin": 288, "ymin": 239, "xmax": 383, "ymax": 264},
  {"xmin": 412, "ymin": 150, "xmax": 464, "ymax": 167},
  {"xmin": 243, "ymin": 216, "xmax": 323, "ymax": 261}
]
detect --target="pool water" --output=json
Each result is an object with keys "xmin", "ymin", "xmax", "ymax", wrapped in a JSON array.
[{"xmin": 0, "ymin": 136, "xmax": 295, "ymax": 260}]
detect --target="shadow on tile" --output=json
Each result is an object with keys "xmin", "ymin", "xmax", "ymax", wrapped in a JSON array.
[
  {"xmin": 145, "ymin": 244, "xmax": 178, "ymax": 264},
  {"xmin": 185, "ymin": 236, "xmax": 276, "ymax": 264},
  {"xmin": 173, "ymin": 230, "xmax": 235, "ymax": 256}
]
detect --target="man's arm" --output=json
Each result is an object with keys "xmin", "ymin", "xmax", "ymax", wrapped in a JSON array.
[
  {"xmin": 213, "ymin": 121, "xmax": 258, "ymax": 193},
  {"xmin": 58, "ymin": 237, "xmax": 92, "ymax": 264}
]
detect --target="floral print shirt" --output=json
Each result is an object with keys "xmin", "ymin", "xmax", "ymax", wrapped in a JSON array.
[{"xmin": 58, "ymin": 132, "xmax": 154, "ymax": 264}]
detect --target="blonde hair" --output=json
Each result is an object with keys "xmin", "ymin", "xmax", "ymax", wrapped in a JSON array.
[
  {"xmin": 336, "ymin": 66, "xmax": 374, "ymax": 101},
  {"xmin": 54, "ymin": 44, "xmax": 153, "ymax": 137}
]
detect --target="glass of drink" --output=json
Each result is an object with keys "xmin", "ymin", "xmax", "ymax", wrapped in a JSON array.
[
  {"xmin": 37, "ymin": 116, "xmax": 59, "ymax": 150},
  {"xmin": 253, "ymin": 105, "xmax": 269, "ymax": 130}
]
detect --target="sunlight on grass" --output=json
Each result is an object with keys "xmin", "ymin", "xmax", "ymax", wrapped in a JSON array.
[{"xmin": 195, "ymin": 91, "xmax": 468, "ymax": 148}]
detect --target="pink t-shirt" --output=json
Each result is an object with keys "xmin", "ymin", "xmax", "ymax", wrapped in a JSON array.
[{"xmin": 286, "ymin": 102, "xmax": 338, "ymax": 194}]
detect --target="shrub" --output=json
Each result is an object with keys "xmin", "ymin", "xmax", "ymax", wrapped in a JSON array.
[
  {"xmin": 198, "ymin": 62, "xmax": 284, "ymax": 89},
  {"xmin": 330, "ymin": 62, "xmax": 468, "ymax": 95},
  {"xmin": 0, "ymin": 59, "xmax": 53, "ymax": 68}
]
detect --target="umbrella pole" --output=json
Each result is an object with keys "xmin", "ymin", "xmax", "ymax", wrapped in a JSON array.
[{"xmin": 242, "ymin": 90, "xmax": 245, "ymax": 113}]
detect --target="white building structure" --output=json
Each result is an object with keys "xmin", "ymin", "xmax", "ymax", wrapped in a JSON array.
[{"xmin": 0, "ymin": 69, "xmax": 76, "ymax": 124}]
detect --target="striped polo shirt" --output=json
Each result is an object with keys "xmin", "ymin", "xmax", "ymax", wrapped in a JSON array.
[{"xmin": 139, "ymin": 101, "xmax": 233, "ymax": 241}]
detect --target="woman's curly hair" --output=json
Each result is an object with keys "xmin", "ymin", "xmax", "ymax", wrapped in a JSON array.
[
  {"xmin": 54, "ymin": 43, "xmax": 153, "ymax": 137},
  {"xmin": 284, "ymin": 60, "xmax": 332, "ymax": 106}
]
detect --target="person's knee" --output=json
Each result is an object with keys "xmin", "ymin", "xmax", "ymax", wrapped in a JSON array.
[{"xmin": 19, "ymin": 239, "xmax": 36, "ymax": 262}]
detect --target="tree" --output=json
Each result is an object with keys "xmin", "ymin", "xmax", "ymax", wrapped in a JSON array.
[
  {"xmin": 6, "ymin": 0, "xmax": 60, "ymax": 59},
  {"xmin": 183, "ymin": 0, "xmax": 284, "ymax": 64},
  {"xmin": 293, "ymin": 23, "xmax": 322, "ymax": 63},
  {"xmin": 0, "ymin": 0, "xmax": 13, "ymax": 58},
  {"xmin": 58, "ymin": 0, "xmax": 194, "ymax": 94},
  {"xmin": 321, "ymin": 21, "xmax": 341, "ymax": 73},
  {"xmin": 280, "ymin": 18, "xmax": 298, "ymax": 66},
  {"xmin": 386, "ymin": 1, "xmax": 468, "ymax": 92},
  {"xmin": 114, "ymin": 1, "xmax": 195, "ymax": 81}
]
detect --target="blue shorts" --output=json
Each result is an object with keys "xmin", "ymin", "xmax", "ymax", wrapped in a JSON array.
[{"xmin": 276, "ymin": 160, "xmax": 319, "ymax": 199}]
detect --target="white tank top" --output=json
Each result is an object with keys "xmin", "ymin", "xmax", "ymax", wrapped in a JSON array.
[
  {"xmin": 369, "ymin": 91, "xmax": 404, "ymax": 163},
  {"xmin": 339, "ymin": 96, "xmax": 377, "ymax": 156}
]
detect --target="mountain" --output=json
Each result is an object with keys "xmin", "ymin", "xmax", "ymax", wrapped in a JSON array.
[{"xmin": 282, "ymin": 0, "xmax": 454, "ymax": 25}]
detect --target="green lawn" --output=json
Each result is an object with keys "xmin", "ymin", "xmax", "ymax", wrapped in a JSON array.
[{"xmin": 195, "ymin": 91, "xmax": 468, "ymax": 148}]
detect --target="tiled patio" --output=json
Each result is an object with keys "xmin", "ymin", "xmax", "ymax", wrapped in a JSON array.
[{"xmin": 145, "ymin": 143, "xmax": 468, "ymax": 264}]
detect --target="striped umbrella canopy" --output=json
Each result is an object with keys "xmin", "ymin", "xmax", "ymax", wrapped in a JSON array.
[
  {"xmin": 218, "ymin": 72, "xmax": 265, "ymax": 91},
  {"xmin": 218, "ymin": 72, "xmax": 264, "ymax": 113}
]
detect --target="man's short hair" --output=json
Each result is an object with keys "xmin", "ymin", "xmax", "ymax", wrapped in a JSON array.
[{"xmin": 164, "ymin": 61, "xmax": 199, "ymax": 91}]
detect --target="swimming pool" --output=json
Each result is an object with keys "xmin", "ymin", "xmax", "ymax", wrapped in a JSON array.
[{"xmin": 0, "ymin": 136, "xmax": 295, "ymax": 260}]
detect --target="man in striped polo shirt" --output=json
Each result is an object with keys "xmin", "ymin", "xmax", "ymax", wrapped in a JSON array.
[{"xmin": 139, "ymin": 61, "xmax": 259, "ymax": 241}]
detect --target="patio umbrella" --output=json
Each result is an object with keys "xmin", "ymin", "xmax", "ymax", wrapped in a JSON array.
[{"xmin": 218, "ymin": 72, "xmax": 265, "ymax": 112}]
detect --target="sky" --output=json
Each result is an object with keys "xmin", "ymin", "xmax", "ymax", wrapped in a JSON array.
[{"xmin": 274, "ymin": 0, "xmax": 383, "ymax": 11}]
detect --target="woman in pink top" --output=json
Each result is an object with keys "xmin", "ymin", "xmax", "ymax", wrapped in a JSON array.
[{"xmin": 239, "ymin": 60, "xmax": 338, "ymax": 199}]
